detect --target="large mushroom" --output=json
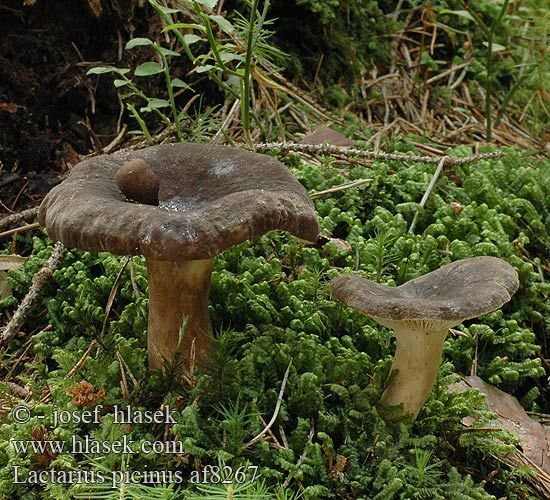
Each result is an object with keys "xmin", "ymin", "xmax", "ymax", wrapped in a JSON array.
[
  {"xmin": 39, "ymin": 143, "xmax": 319, "ymax": 373},
  {"xmin": 330, "ymin": 256, "xmax": 519, "ymax": 420}
]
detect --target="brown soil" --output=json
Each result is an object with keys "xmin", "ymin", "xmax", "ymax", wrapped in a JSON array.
[{"xmin": 0, "ymin": 0, "xmax": 150, "ymax": 213}]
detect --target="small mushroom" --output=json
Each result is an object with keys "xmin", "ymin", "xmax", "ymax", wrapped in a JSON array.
[
  {"xmin": 39, "ymin": 143, "xmax": 319, "ymax": 373},
  {"xmin": 330, "ymin": 256, "xmax": 519, "ymax": 419},
  {"xmin": 116, "ymin": 159, "xmax": 160, "ymax": 206}
]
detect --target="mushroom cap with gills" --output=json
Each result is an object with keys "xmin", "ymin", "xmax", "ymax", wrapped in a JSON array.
[
  {"xmin": 330, "ymin": 256, "xmax": 519, "ymax": 328},
  {"xmin": 331, "ymin": 256, "xmax": 519, "ymax": 419},
  {"xmin": 38, "ymin": 143, "xmax": 320, "ymax": 259}
]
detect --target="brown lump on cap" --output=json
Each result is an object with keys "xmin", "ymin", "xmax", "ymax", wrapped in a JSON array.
[{"xmin": 116, "ymin": 159, "xmax": 160, "ymax": 206}]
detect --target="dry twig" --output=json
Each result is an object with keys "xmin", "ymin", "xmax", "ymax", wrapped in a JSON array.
[
  {"xmin": 0, "ymin": 207, "xmax": 40, "ymax": 231},
  {"xmin": 240, "ymin": 360, "xmax": 292, "ymax": 451},
  {"xmin": 310, "ymin": 178, "xmax": 373, "ymax": 199},
  {"xmin": 408, "ymin": 156, "xmax": 446, "ymax": 233},
  {"xmin": 254, "ymin": 142, "xmax": 504, "ymax": 165},
  {"xmin": 0, "ymin": 222, "xmax": 41, "ymax": 240},
  {"xmin": 0, "ymin": 242, "xmax": 66, "ymax": 347},
  {"xmin": 67, "ymin": 340, "xmax": 98, "ymax": 378}
]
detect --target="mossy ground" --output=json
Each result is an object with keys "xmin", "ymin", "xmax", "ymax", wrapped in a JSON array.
[
  {"xmin": 2, "ymin": 0, "xmax": 550, "ymax": 498},
  {"xmin": 1, "ymin": 142, "xmax": 549, "ymax": 499}
]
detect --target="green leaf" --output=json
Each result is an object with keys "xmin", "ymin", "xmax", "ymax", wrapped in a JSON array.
[
  {"xmin": 158, "ymin": 47, "xmax": 181, "ymax": 57},
  {"xmin": 484, "ymin": 42, "xmax": 507, "ymax": 52},
  {"xmin": 149, "ymin": 0, "xmax": 180, "ymax": 14},
  {"xmin": 209, "ymin": 14, "xmax": 234, "ymax": 34},
  {"xmin": 146, "ymin": 98, "xmax": 171, "ymax": 109},
  {"xmin": 183, "ymin": 34, "xmax": 203, "ymax": 45},
  {"xmin": 134, "ymin": 62, "xmax": 164, "ymax": 76},
  {"xmin": 220, "ymin": 52, "xmax": 244, "ymax": 63},
  {"xmin": 195, "ymin": 0, "xmax": 218, "ymax": 9},
  {"xmin": 439, "ymin": 9, "xmax": 475, "ymax": 22},
  {"xmin": 114, "ymin": 79, "xmax": 129, "ymax": 88},
  {"xmin": 195, "ymin": 64, "xmax": 216, "ymax": 73},
  {"xmin": 87, "ymin": 66, "xmax": 118, "ymax": 75},
  {"xmin": 125, "ymin": 37, "xmax": 153, "ymax": 50},
  {"xmin": 163, "ymin": 22, "xmax": 206, "ymax": 33},
  {"xmin": 171, "ymin": 78, "xmax": 191, "ymax": 89}
]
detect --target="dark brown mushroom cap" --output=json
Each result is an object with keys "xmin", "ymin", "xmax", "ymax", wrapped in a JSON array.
[
  {"xmin": 331, "ymin": 256, "xmax": 519, "ymax": 323},
  {"xmin": 38, "ymin": 143, "xmax": 320, "ymax": 261}
]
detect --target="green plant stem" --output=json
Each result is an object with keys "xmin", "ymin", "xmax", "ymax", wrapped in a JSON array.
[
  {"xmin": 149, "ymin": 0, "xmax": 195, "ymax": 62},
  {"xmin": 496, "ymin": 73, "xmax": 529, "ymax": 125},
  {"xmin": 123, "ymin": 75, "xmax": 172, "ymax": 130},
  {"xmin": 486, "ymin": 0, "xmax": 510, "ymax": 142},
  {"xmin": 159, "ymin": 52, "xmax": 183, "ymax": 141},
  {"xmin": 126, "ymin": 103, "xmax": 153, "ymax": 142},
  {"xmin": 485, "ymin": 32, "xmax": 494, "ymax": 143},
  {"xmin": 461, "ymin": 0, "xmax": 510, "ymax": 143},
  {"xmin": 197, "ymin": 8, "xmax": 235, "ymax": 76},
  {"xmin": 241, "ymin": 0, "xmax": 260, "ymax": 145}
]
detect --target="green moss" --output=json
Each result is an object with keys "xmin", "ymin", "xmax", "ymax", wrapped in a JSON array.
[{"xmin": 1, "ymin": 145, "xmax": 548, "ymax": 498}]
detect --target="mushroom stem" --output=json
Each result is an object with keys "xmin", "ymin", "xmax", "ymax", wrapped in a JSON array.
[
  {"xmin": 380, "ymin": 324, "xmax": 448, "ymax": 419},
  {"xmin": 146, "ymin": 258, "xmax": 214, "ymax": 373}
]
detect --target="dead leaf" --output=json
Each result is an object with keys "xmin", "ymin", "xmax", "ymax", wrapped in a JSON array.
[
  {"xmin": 301, "ymin": 126, "xmax": 355, "ymax": 146},
  {"xmin": 0, "ymin": 255, "xmax": 27, "ymax": 299},
  {"xmin": 67, "ymin": 380, "xmax": 106, "ymax": 407},
  {"xmin": 449, "ymin": 376, "xmax": 550, "ymax": 474},
  {"xmin": 317, "ymin": 233, "xmax": 352, "ymax": 251},
  {"xmin": 0, "ymin": 103, "xmax": 24, "ymax": 114},
  {"xmin": 0, "ymin": 255, "xmax": 28, "ymax": 271},
  {"xmin": 86, "ymin": 0, "xmax": 103, "ymax": 17}
]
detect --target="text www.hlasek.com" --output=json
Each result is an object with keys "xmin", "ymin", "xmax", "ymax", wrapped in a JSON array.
[{"xmin": 11, "ymin": 434, "xmax": 180, "ymax": 456}]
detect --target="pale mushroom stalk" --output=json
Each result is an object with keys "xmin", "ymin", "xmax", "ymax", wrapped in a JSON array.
[
  {"xmin": 378, "ymin": 320, "xmax": 449, "ymax": 418},
  {"xmin": 146, "ymin": 258, "xmax": 214, "ymax": 371},
  {"xmin": 330, "ymin": 256, "xmax": 520, "ymax": 421}
]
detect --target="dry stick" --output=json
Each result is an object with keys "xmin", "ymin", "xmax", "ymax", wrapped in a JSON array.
[
  {"xmin": 408, "ymin": 156, "xmax": 446, "ymax": 234},
  {"xmin": 258, "ymin": 414, "xmax": 284, "ymax": 450},
  {"xmin": 0, "ymin": 242, "xmax": 66, "ymax": 347},
  {"xmin": 116, "ymin": 347, "xmax": 130, "ymax": 400},
  {"xmin": 213, "ymin": 99, "xmax": 240, "ymax": 143},
  {"xmin": 67, "ymin": 340, "xmax": 98, "ymax": 378},
  {"xmin": 240, "ymin": 360, "xmax": 292, "ymax": 452},
  {"xmin": 497, "ymin": 451, "xmax": 550, "ymax": 498},
  {"xmin": 103, "ymin": 123, "xmax": 128, "ymax": 154},
  {"xmin": 5, "ymin": 338, "xmax": 34, "ymax": 381},
  {"xmin": 282, "ymin": 419, "xmax": 316, "ymax": 489},
  {"xmin": 100, "ymin": 257, "xmax": 130, "ymax": 337},
  {"xmin": 426, "ymin": 60, "xmax": 471, "ymax": 86},
  {"xmin": 0, "ymin": 207, "xmax": 39, "ymax": 231},
  {"xmin": 115, "ymin": 347, "xmax": 139, "ymax": 389},
  {"xmin": 253, "ymin": 142, "xmax": 504, "ymax": 166},
  {"xmin": 0, "ymin": 222, "xmax": 41, "ymax": 240},
  {"xmin": 309, "ymin": 178, "xmax": 373, "ymax": 200}
]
